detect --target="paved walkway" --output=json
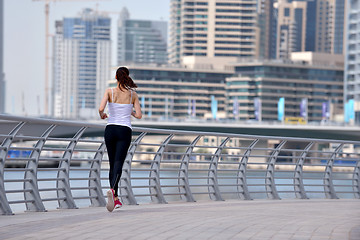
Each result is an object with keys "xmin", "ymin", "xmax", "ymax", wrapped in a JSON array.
[{"xmin": 0, "ymin": 199, "xmax": 359, "ymax": 240}]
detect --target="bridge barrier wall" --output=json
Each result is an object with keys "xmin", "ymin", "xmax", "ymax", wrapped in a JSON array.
[{"xmin": 0, "ymin": 114, "xmax": 359, "ymax": 215}]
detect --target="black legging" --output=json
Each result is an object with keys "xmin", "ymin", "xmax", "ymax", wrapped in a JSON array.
[{"xmin": 104, "ymin": 125, "xmax": 132, "ymax": 197}]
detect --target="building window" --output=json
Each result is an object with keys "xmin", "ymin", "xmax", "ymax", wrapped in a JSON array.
[{"xmin": 284, "ymin": 8, "xmax": 290, "ymax": 17}]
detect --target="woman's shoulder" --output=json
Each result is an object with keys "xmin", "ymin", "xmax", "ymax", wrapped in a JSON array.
[{"xmin": 131, "ymin": 89, "xmax": 138, "ymax": 96}]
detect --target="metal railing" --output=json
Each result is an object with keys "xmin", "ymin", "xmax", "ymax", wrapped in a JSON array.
[{"xmin": 0, "ymin": 114, "xmax": 359, "ymax": 215}]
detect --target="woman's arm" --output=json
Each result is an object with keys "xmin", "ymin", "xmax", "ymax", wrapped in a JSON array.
[
  {"xmin": 131, "ymin": 92, "xmax": 142, "ymax": 119},
  {"xmin": 98, "ymin": 89, "xmax": 109, "ymax": 119}
]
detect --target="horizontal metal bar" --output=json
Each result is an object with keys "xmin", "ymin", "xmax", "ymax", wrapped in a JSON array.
[
  {"xmin": 5, "ymin": 157, "xmax": 36, "ymax": 161},
  {"xmin": 159, "ymin": 177, "xmax": 184, "ymax": 180},
  {"xmin": 133, "ymin": 193, "xmax": 157, "ymax": 197},
  {"xmin": 191, "ymin": 192, "xmax": 215, "ymax": 194},
  {"xmin": 4, "ymin": 179, "xmax": 32, "ymax": 183},
  {"xmin": 73, "ymin": 196, "xmax": 98, "ymax": 200},
  {"xmin": 72, "ymin": 149, "xmax": 101, "ymax": 153},
  {"xmin": 9, "ymin": 147, "xmax": 35, "ymax": 151},
  {"xmin": 162, "ymin": 192, "xmax": 185, "ymax": 196},
  {"xmin": 159, "ymin": 168, "xmax": 182, "ymax": 171},
  {"xmin": 160, "ymin": 184, "xmax": 185, "ymax": 188},
  {"xmin": 38, "ymin": 168, "xmax": 66, "ymax": 171},
  {"xmin": 71, "ymin": 187, "xmax": 97, "ymax": 190},
  {"xmin": 188, "ymin": 161, "xmax": 212, "ymax": 164},
  {"xmin": 8, "ymin": 199, "xmax": 34, "ymax": 204},
  {"xmin": 69, "ymin": 177, "xmax": 97, "ymax": 181},
  {"xmin": 38, "ymin": 178, "xmax": 65, "ymax": 181},
  {"xmin": 69, "ymin": 168, "xmax": 93, "ymax": 171},
  {"xmin": 130, "ymin": 177, "xmax": 156, "ymax": 180},
  {"xmin": 5, "ymin": 189, "xmax": 33, "ymax": 194},
  {"xmin": 42, "ymin": 197, "xmax": 66, "ymax": 202},
  {"xmin": 188, "ymin": 169, "xmax": 211, "ymax": 172},
  {"xmin": 160, "ymin": 160, "xmax": 183, "ymax": 164},
  {"xmin": 188, "ymin": 176, "xmax": 212, "ymax": 179},
  {"xmin": 42, "ymin": 147, "xmax": 67, "ymax": 151},
  {"xmin": 189, "ymin": 184, "xmax": 212, "ymax": 187},
  {"xmin": 247, "ymin": 184, "xmax": 271, "ymax": 186},
  {"xmin": 131, "ymin": 185, "xmax": 157, "ymax": 188},
  {"xmin": 220, "ymin": 191, "xmax": 244, "ymax": 194},
  {"xmin": 76, "ymin": 139, "xmax": 103, "ymax": 143},
  {"xmin": 4, "ymin": 168, "xmax": 33, "ymax": 172},
  {"xmin": 39, "ymin": 188, "xmax": 65, "ymax": 192},
  {"xmin": 38, "ymin": 158, "xmax": 66, "ymax": 161}
]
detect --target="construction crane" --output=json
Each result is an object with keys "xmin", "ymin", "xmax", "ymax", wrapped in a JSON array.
[{"xmin": 32, "ymin": 0, "xmax": 109, "ymax": 116}]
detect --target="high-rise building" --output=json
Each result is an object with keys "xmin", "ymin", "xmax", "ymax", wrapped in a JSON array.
[
  {"xmin": 0, "ymin": 0, "xmax": 5, "ymax": 114},
  {"xmin": 258, "ymin": 0, "xmax": 277, "ymax": 60},
  {"xmin": 169, "ymin": 0, "xmax": 259, "ymax": 68},
  {"xmin": 52, "ymin": 9, "xmax": 111, "ymax": 119},
  {"xmin": 117, "ymin": 7, "xmax": 168, "ymax": 65},
  {"xmin": 315, "ymin": 0, "xmax": 346, "ymax": 54},
  {"xmin": 275, "ymin": 0, "xmax": 308, "ymax": 59},
  {"xmin": 344, "ymin": 0, "xmax": 360, "ymax": 123},
  {"xmin": 269, "ymin": 0, "xmax": 345, "ymax": 58}
]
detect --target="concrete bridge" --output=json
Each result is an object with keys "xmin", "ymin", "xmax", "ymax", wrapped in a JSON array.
[{"xmin": 0, "ymin": 114, "xmax": 359, "ymax": 239}]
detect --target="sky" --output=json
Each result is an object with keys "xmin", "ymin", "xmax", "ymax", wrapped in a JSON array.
[{"xmin": 3, "ymin": 0, "xmax": 170, "ymax": 116}]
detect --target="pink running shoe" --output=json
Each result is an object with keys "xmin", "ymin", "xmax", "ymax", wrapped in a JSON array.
[
  {"xmin": 114, "ymin": 198, "xmax": 122, "ymax": 209},
  {"xmin": 106, "ymin": 189, "xmax": 115, "ymax": 212}
]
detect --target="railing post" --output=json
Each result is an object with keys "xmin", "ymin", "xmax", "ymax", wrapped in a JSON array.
[
  {"xmin": 178, "ymin": 135, "xmax": 200, "ymax": 202},
  {"xmin": 265, "ymin": 140, "xmax": 286, "ymax": 200},
  {"xmin": 0, "ymin": 122, "xmax": 25, "ymax": 215},
  {"xmin": 294, "ymin": 142, "xmax": 314, "ymax": 199},
  {"xmin": 24, "ymin": 124, "xmax": 57, "ymax": 212},
  {"xmin": 208, "ymin": 137, "xmax": 229, "ymax": 201},
  {"xmin": 237, "ymin": 139, "xmax": 259, "ymax": 200},
  {"xmin": 324, "ymin": 144, "xmax": 342, "ymax": 199},
  {"xmin": 120, "ymin": 132, "xmax": 147, "ymax": 205},
  {"xmin": 149, "ymin": 134, "xmax": 173, "ymax": 204},
  {"xmin": 57, "ymin": 127, "xmax": 87, "ymax": 209},
  {"xmin": 353, "ymin": 158, "xmax": 360, "ymax": 199},
  {"xmin": 88, "ymin": 142, "xmax": 106, "ymax": 207}
]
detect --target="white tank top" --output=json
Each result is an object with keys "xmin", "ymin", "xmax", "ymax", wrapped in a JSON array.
[{"xmin": 107, "ymin": 88, "xmax": 133, "ymax": 129}]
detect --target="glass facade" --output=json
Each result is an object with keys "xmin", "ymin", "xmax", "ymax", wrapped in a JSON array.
[
  {"xmin": 227, "ymin": 62, "xmax": 343, "ymax": 121},
  {"xmin": 117, "ymin": 11, "xmax": 168, "ymax": 65}
]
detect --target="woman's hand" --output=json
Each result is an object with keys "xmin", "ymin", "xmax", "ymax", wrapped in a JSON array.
[{"xmin": 99, "ymin": 112, "xmax": 108, "ymax": 119}]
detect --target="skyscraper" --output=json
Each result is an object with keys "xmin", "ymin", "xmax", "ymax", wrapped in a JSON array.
[
  {"xmin": 258, "ymin": 0, "xmax": 277, "ymax": 60},
  {"xmin": 344, "ymin": 0, "xmax": 360, "ymax": 123},
  {"xmin": 268, "ymin": 0, "xmax": 345, "ymax": 58},
  {"xmin": 52, "ymin": 9, "xmax": 111, "ymax": 119},
  {"xmin": 0, "ymin": 0, "xmax": 5, "ymax": 114},
  {"xmin": 117, "ymin": 7, "xmax": 168, "ymax": 65},
  {"xmin": 169, "ymin": 0, "xmax": 259, "ymax": 68},
  {"xmin": 275, "ymin": 0, "xmax": 308, "ymax": 59},
  {"xmin": 314, "ymin": 0, "xmax": 346, "ymax": 54}
]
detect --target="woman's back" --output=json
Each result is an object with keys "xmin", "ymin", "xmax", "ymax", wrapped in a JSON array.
[
  {"xmin": 109, "ymin": 88, "xmax": 133, "ymax": 105},
  {"xmin": 107, "ymin": 88, "xmax": 133, "ymax": 128}
]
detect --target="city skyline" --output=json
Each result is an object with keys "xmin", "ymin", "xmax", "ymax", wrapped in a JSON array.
[
  {"xmin": 3, "ymin": 0, "xmax": 170, "ymax": 116},
  {"xmin": 2, "ymin": 0, "xmax": 356, "ymax": 123}
]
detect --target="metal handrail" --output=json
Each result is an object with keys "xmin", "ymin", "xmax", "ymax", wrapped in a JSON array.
[{"xmin": 0, "ymin": 114, "xmax": 359, "ymax": 215}]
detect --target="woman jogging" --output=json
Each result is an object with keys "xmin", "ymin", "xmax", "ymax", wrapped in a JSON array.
[{"xmin": 98, "ymin": 67, "xmax": 142, "ymax": 212}]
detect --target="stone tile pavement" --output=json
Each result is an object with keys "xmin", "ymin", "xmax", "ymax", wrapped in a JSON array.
[{"xmin": 0, "ymin": 199, "xmax": 359, "ymax": 240}]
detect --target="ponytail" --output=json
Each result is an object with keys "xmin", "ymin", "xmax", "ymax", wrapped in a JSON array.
[{"xmin": 116, "ymin": 67, "xmax": 138, "ymax": 90}]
